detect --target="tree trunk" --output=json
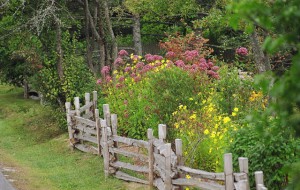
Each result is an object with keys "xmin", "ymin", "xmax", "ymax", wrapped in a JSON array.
[
  {"xmin": 56, "ymin": 20, "xmax": 64, "ymax": 81},
  {"xmin": 102, "ymin": 0, "xmax": 118, "ymax": 69},
  {"xmin": 84, "ymin": 0, "xmax": 95, "ymax": 74},
  {"xmin": 250, "ymin": 28, "xmax": 271, "ymax": 73},
  {"xmin": 133, "ymin": 14, "xmax": 142, "ymax": 55}
]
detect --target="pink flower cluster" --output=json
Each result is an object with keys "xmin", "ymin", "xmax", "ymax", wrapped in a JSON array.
[
  {"xmin": 236, "ymin": 47, "xmax": 248, "ymax": 56},
  {"xmin": 97, "ymin": 49, "xmax": 220, "ymax": 87}
]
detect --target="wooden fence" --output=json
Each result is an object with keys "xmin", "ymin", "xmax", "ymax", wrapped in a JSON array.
[{"xmin": 65, "ymin": 92, "xmax": 268, "ymax": 190}]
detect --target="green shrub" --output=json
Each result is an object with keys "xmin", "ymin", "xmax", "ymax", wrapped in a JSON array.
[{"xmin": 229, "ymin": 124, "xmax": 300, "ymax": 189}]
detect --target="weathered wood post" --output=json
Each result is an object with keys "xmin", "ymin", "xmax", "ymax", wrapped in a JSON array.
[
  {"xmin": 101, "ymin": 119, "xmax": 110, "ymax": 177},
  {"xmin": 147, "ymin": 128, "xmax": 154, "ymax": 189},
  {"xmin": 257, "ymin": 184, "xmax": 267, "ymax": 190},
  {"xmin": 103, "ymin": 104, "xmax": 111, "ymax": 128},
  {"xmin": 95, "ymin": 109, "xmax": 101, "ymax": 156},
  {"xmin": 158, "ymin": 124, "xmax": 167, "ymax": 143},
  {"xmin": 255, "ymin": 171, "xmax": 265, "ymax": 190},
  {"xmin": 164, "ymin": 143, "xmax": 172, "ymax": 190},
  {"xmin": 175, "ymin": 139, "xmax": 183, "ymax": 166},
  {"xmin": 84, "ymin": 93, "xmax": 90, "ymax": 116},
  {"xmin": 238, "ymin": 157, "xmax": 250, "ymax": 190},
  {"xmin": 175, "ymin": 139, "xmax": 183, "ymax": 190},
  {"xmin": 74, "ymin": 97, "xmax": 83, "ymax": 144},
  {"xmin": 111, "ymin": 114, "xmax": 118, "ymax": 160},
  {"xmin": 65, "ymin": 102, "xmax": 74, "ymax": 148},
  {"xmin": 74, "ymin": 97, "xmax": 80, "ymax": 116},
  {"xmin": 93, "ymin": 91, "xmax": 97, "ymax": 109},
  {"xmin": 224, "ymin": 153, "xmax": 234, "ymax": 190}
]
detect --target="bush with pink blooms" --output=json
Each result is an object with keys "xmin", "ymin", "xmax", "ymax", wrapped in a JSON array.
[{"xmin": 97, "ymin": 47, "xmax": 264, "ymax": 171}]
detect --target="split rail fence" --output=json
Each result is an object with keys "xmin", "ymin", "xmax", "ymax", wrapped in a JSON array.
[{"xmin": 65, "ymin": 92, "xmax": 268, "ymax": 190}]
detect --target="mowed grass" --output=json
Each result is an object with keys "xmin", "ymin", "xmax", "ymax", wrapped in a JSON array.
[{"xmin": 0, "ymin": 85, "xmax": 125, "ymax": 190}]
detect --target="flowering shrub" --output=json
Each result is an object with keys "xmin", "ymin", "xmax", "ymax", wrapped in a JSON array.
[
  {"xmin": 236, "ymin": 47, "xmax": 248, "ymax": 56},
  {"xmin": 160, "ymin": 32, "xmax": 213, "ymax": 61},
  {"xmin": 98, "ymin": 49, "xmax": 219, "ymax": 139}
]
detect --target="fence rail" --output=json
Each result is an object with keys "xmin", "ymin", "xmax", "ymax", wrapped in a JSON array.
[{"xmin": 65, "ymin": 91, "xmax": 268, "ymax": 190}]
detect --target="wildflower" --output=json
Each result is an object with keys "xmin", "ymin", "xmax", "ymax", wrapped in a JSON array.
[
  {"xmin": 124, "ymin": 67, "xmax": 132, "ymax": 73},
  {"xmin": 189, "ymin": 114, "xmax": 197, "ymax": 120},
  {"xmin": 114, "ymin": 57, "xmax": 123, "ymax": 65},
  {"xmin": 153, "ymin": 55, "xmax": 163, "ymax": 61},
  {"xmin": 189, "ymin": 97, "xmax": 193, "ymax": 101},
  {"xmin": 105, "ymin": 75, "xmax": 112, "ymax": 82},
  {"xmin": 174, "ymin": 123, "xmax": 179, "ymax": 129},
  {"xmin": 118, "ymin": 49, "xmax": 129, "ymax": 57},
  {"xmin": 204, "ymin": 129, "xmax": 209, "ymax": 135},
  {"xmin": 145, "ymin": 54, "xmax": 155, "ymax": 62},
  {"xmin": 186, "ymin": 175, "xmax": 191, "ymax": 179},
  {"xmin": 236, "ymin": 47, "xmax": 248, "ymax": 56},
  {"xmin": 96, "ymin": 79, "xmax": 102, "ymax": 84},
  {"xmin": 211, "ymin": 66, "xmax": 219, "ymax": 71},
  {"xmin": 175, "ymin": 60, "xmax": 185, "ymax": 67},
  {"xmin": 101, "ymin": 66, "xmax": 110, "ymax": 75},
  {"xmin": 234, "ymin": 107, "xmax": 239, "ymax": 112},
  {"xmin": 166, "ymin": 51, "xmax": 176, "ymax": 58},
  {"xmin": 223, "ymin": 117, "xmax": 231, "ymax": 124},
  {"xmin": 232, "ymin": 112, "xmax": 237, "ymax": 116}
]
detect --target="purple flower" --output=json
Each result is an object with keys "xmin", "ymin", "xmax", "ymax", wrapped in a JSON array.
[
  {"xmin": 153, "ymin": 55, "xmax": 163, "ymax": 61},
  {"xmin": 211, "ymin": 66, "xmax": 219, "ymax": 71},
  {"xmin": 124, "ymin": 67, "xmax": 132, "ymax": 73},
  {"xmin": 96, "ymin": 79, "xmax": 102, "ymax": 84},
  {"xmin": 136, "ymin": 62, "xmax": 144, "ymax": 69},
  {"xmin": 118, "ymin": 76, "xmax": 125, "ymax": 82},
  {"xmin": 175, "ymin": 60, "xmax": 185, "ymax": 67},
  {"xmin": 105, "ymin": 76, "xmax": 112, "ymax": 82},
  {"xmin": 166, "ymin": 51, "xmax": 176, "ymax": 58},
  {"xmin": 101, "ymin": 66, "xmax": 110, "ymax": 75},
  {"xmin": 114, "ymin": 57, "xmax": 124, "ymax": 65},
  {"xmin": 236, "ymin": 47, "xmax": 248, "ymax": 56},
  {"xmin": 118, "ymin": 49, "xmax": 129, "ymax": 57},
  {"xmin": 207, "ymin": 61, "xmax": 214, "ymax": 68},
  {"xmin": 145, "ymin": 54, "xmax": 155, "ymax": 62}
]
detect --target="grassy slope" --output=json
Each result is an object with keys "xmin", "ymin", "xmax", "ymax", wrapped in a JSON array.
[{"xmin": 0, "ymin": 85, "xmax": 125, "ymax": 190}]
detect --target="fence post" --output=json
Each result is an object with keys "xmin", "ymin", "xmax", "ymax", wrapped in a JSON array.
[
  {"xmin": 255, "ymin": 171, "xmax": 265, "ymax": 190},
  {"xmin": 147, "ymin": 128, "xmax": 154, "ymax": 189},
  {"xmin": 74, "ymin": 97, "xmax": 80, "ymax": 116},
  {"xmin": 238, "ymin": 157, "xmax": 250, "ymax": 190},
  {"xmin": 165, "ymin": 143, "xmax": 172, "ymax": 190},
  {"xmin": 85, "ymin": 93, "xmax": 90, "ymax": 115},
  {"xmin": 257, "ymin": 184, "xmax": 267, "ymax": 190},
  {"xmin": 175, "ymin": 139, "xmax": 183, "ymax": 166},
  {"xmin": 65, "ymin": 102, "xmax": 74, "ymax": 148},
  {"xmin": 93, "ymin": 91, "xmax": 97, "ymax": 109},
  {"xmin": 95, "ymin": 109, "xmax": 101, "ymax": 156},
  {"xmin": 103, "ymin": 104, "xmax": 111, "ymax": 128},
  {"xmin": 224, "ymin": 153, "xmax": 234, "ymax": 190},
  {"xmin": 111, "ymin": 114, "xmax": 118, "ymax": 160},
  {"xmin": 101, "ymin": 119, "xmax": 110, "ymax": 177},
  {"xmin": 158, "ymin": 124, "xmax": 167, "ymax": 142},
  {"xmin": 74, "ymin": 97, "xmax": 83, "ymax": 144}
]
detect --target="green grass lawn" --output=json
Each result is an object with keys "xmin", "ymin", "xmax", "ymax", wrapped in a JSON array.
[{"xmin": 0, "ymin": 85, "xmax": 127, "ymax": 190}]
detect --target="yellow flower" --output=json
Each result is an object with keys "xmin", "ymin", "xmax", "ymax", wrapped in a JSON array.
[
  {"xmin": 186, "ymin": 174, "xmax": 191, "ymax": 179},
  {"xmin": 210, "ymin": 132, "xmax": 216, "ymax": 138},
  {"xmin": 189, "ymin": 97, "xmax": 193, "ymax": 101},
  {"xmin": 180, "ymin": 120, "xmax": 185, "ymax": 125},
  {"xmin": 234, "ymin": 107, "xmax": 239, "ymax": 112},
  {"xmin": 179, "ymin": 105, "xmax": 183, "ymax": 109},
  {"xmin": 232, "ymin": 112, "xmax": 237, "ymax": 116},
  {"xmin": 189, "ymin": 114, "xmax": 197, "ymax": 120},
  {"xmin": 174, "ymin": 123, "xmax": 179, "ymax": 129},
  {"xmin": 185, "ymin": 188, "xmax": 190, "ymax": 190},
  {"xmin": 172, "ymin": 111, "xmax": 177, "ymax": 116},
  {"xmin": 223, "ymin": 117, "xmax": 231, "ymax": 124},
  {"xmin": 204, "ymin": 129, "xmax": 209, "ymax": 135},
  {"xmin": 209, "ymin": 148, "xmax": 212, "ymax": 153}
]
